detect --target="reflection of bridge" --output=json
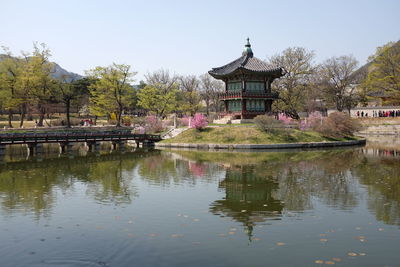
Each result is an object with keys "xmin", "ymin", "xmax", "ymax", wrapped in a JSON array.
[{"xmin": 0, "ymin": 131, "xmax": 161, "ymax": 156}]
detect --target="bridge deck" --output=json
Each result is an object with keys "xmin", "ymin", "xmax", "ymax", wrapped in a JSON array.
[{"xmin": 0, "ymin": 131, "xmax": 162, "ymax": 145}]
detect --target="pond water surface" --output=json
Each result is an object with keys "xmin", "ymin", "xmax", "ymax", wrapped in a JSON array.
[{"xmin": 0, "ymin": 140, "xmax": 399, "ymax": 267}]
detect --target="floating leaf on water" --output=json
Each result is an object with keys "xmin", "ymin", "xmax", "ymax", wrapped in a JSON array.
[
  {"xmin": 241, "ymin": 210, "xmax": 247, "ymax": 212},
  {"xmin": 263, "ymin": 204, "xmax": 268, "ymax": 206},
  {"xmin": 228, "ymin": 231, "xmax": 235, "ymax": 235},
  {"xmin": 314, "ymin": 260, "xmax": 324, "ymax": 264},
  {"xmin": 171, "ymin": 234, "xmax": 183, "ymax": 238},
  {"xmin": 332, "ymin": 258, "xmax": 341, "ymax": 262},
  {"xmin": 276, "ymin": 242, "xmax": 285, "ymax": 246},
  {"xmin": 348, "ymin": 252, "xmax": 357, "ymax": 257},
  {"xmin": 325, "ymin": 261, "xmax": 335, "ymax": 265}
]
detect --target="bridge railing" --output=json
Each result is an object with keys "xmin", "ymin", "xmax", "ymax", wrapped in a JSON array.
[{"xmin": 0, "ymin": 131, "xmax": 162, "ymax": 144}]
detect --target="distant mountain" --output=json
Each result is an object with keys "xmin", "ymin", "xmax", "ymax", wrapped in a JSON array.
[
  {"xmin": 51, "ymin": 62, "xmax": 83, "ymax": 82},
  {"xmin": 0, "ymin": 54, "xmax": 83, "ymax": 82}
]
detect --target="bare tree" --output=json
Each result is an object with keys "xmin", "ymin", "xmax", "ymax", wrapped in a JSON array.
[
  {"xmin": 145, "ymin": 69, "xmax": 178, "ymax": 94},
  {"xmin": 320, "ymin": 55, "xmax": 359, "ymax": 112},
  {"xmin": 267, "ymin": 47, "xmax": 316, "ymax": 119},
  {"xmin": 199, "ymin": 73, "xmax": 224, "ymax": 115},
  {"xmin": 179, "ymin": 75, "xmax": 201, "ymax": 116}
]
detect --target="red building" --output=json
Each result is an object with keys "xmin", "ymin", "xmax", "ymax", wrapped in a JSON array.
[{"xmin": 209, "ymin": 39, "xmax": 284, "ymax": 119}]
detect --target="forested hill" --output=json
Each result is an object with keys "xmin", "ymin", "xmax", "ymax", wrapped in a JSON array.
[
  {"xmin": 0, "ymin": 54, "xmax": 82, "ymax": 82},
  {"xmin": 351, "ymin": 40, "xmax": 400, "ymax": 82}
]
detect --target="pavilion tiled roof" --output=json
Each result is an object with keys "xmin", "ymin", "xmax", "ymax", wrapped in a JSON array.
[{"xmin": 209, "ymin": 39, "xmax": 284, "ymax": 79}]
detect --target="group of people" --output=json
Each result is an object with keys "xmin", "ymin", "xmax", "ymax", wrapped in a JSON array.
[
  {"xmin": 80, "ymin": 119, "xmax": 94, "ymax": 126},
  {"xmin": 356, "ymin": 110, "xmax": 400, "ymax": 118}
]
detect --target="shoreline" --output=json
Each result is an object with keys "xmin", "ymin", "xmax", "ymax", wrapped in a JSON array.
[{"xmin": 155, "ymin": 139, "xmax": 366, "ymax": 150}]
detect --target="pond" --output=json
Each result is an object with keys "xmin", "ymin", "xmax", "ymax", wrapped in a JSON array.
[{"xmin": 0, "ymin": 140, "xmax": 399, "ymax": 267}]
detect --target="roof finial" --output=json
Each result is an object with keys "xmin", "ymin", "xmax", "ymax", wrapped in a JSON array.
[
  {"xmin": 246, "ymin": 37, "xmax": 251, "ymax": 47},
  {"xmin": 242, "ymin": 37, "xmax": 253, "ymax": 57}
]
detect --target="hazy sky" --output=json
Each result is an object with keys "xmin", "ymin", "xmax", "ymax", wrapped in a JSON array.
[{"xmin": 1, "ymin": 0, "xmax": 399, "ymax": 81}]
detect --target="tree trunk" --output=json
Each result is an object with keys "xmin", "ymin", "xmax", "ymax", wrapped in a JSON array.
[
  {"xmin": 19, "ymin": 103, "xmax": 27, "ymax": 128},
  {"xmin": 8, "ymin": 110, "xmax": 13, "ymax": 128},
  {"xmin": 37, "ymin": 104, "xmax": 46, "ymax": 127},
  {"xmin": 116, "ymin": 107, "xmax": 122, "ymax": 127},
  {"xmin": 66, "ymin": 99, "xmax": 71, "ymax": 128}
]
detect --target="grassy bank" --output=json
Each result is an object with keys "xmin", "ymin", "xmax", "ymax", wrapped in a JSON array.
[{"xmin": 161, "ymin": 127, "xmax": 358, "ymax": 144}]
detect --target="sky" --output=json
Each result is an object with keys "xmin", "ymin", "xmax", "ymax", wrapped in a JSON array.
[{"xmin": 1, "ymin": 0, "xmax": 399, "ymax": 81}]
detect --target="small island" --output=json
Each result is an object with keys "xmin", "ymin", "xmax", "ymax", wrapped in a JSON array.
[{"xmin": 157, "ymin": 125, "xmax": 365, "ymax": 150}]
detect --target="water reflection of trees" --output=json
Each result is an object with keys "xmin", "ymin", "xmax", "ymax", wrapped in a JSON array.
[
  {"xmin": 0, "ymin": 150, "xmax": 158, "ymax": 219},
  {"xmin": 198, "ymin": 150, "xmax": 362, "ymax": 239},
  {"xmin": 1, "ymin": 146, "xmax": 399, "ymax": 226},
  {"xmin": 167, "ymin": 147, "xmax": 399, "ymax": 227},
  {"xmin": 137, "ymin": 151, "xmax": 224, "ymax": 186},
  {"xmin": 353, "ymin": 155, "xmax": 400, "ymax": 225}
]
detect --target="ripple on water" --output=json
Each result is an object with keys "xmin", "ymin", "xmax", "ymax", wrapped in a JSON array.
[{"xmin": 36, "ymin": 258, "xmax": 109, "ymax": 267}]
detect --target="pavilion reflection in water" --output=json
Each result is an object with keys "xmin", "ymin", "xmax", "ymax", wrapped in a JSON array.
[{"xmin": 210, "ymin": 165, "xmax": 283, "ymax": 241}]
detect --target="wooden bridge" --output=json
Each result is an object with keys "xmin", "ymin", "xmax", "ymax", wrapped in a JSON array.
[{"xmin": 0, "ymin": 130, "xmax": 162, "ymax": 156}]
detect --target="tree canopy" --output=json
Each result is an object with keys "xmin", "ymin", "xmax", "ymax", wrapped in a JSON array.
[{"xmin": 87, "ymin": 63, "xmax": 136, "ymax": 126}]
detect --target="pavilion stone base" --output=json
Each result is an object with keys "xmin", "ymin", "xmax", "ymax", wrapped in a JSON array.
[
  {"xmin": 231, "ymin": 119, "xmax": 254, "ymax": 124},
  {"xmin": 212, "ymin": 117, "xmax": 255, "ymax": 124}
]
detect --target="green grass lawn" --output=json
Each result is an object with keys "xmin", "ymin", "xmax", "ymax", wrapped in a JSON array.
[{"xmin": 161, "ymin": 126, "xmax": 358, "ymax": 144}]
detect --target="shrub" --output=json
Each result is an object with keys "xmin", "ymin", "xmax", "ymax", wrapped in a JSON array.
[
  {"xmin": 131, "ymin": 117, "xmax": 146, "ymax": 127},
  {"xmin": 315, "ymin": 112, "xmax": 361, "ymax": 138},
  {"xmin": 254, "ymin": 115, "xmax": 284, "ymax": 134},
  {"xmin": 191, "ymin": 113, "xmax": 208, "ymax": 131},
  {"xmin": 145, "ymin": 115, "xmax": 164, "ymax": 133},
  {"xmin": 122, "ymin": 116, "xmax": 132, "ymax": 126},
  {"xmin": 278, "ymin": 113, "xmax": 293, "ymax": 125},
  {"xmin": 134, "ymin": 126, "xmax": 145, "ymax": 134},
  {"xmin": 162, "ymin": 119, "xmax": 173, "ymax": 127},
  {"xmin": 300, "ymin": 111, "xmax": 325, "ymax": 130},
  {"xmin": 179, "ymin": 115, "xmax": 191, "ymax": 127}
]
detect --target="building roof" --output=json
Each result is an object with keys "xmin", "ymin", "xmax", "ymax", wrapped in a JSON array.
[{"xmin": 209, "ymin": 38, "xmax": 284, "ymax": 79}]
